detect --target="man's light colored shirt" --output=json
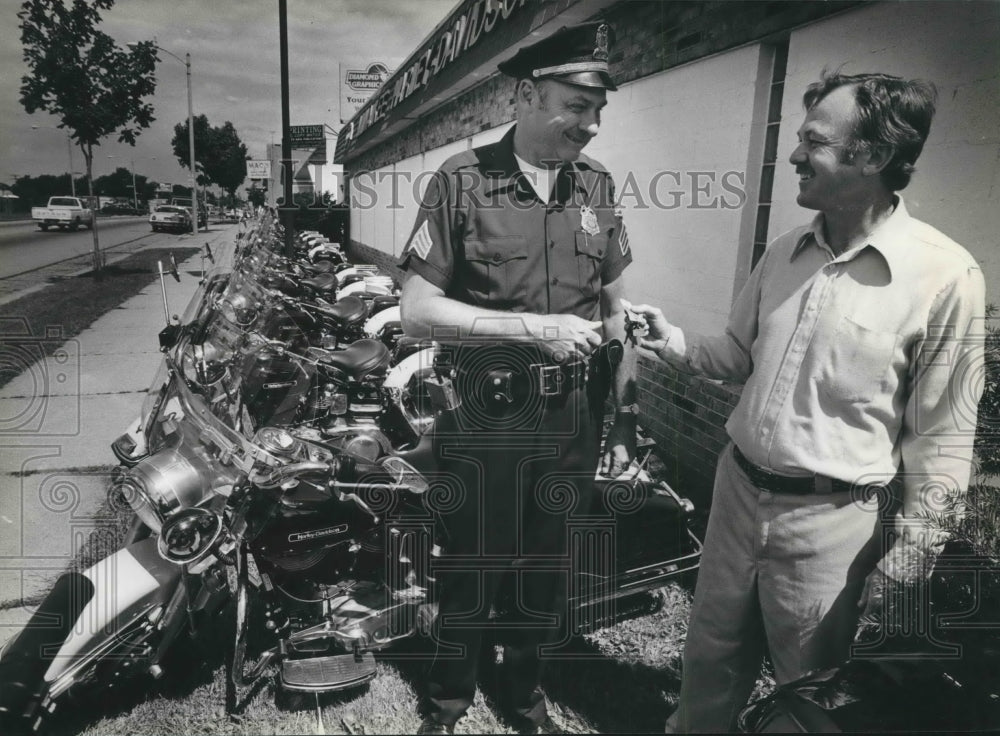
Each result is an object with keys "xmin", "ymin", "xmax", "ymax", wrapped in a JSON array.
[{"xmin": 662, "ymin": 198, "xmax": 985, "ymax": 515}]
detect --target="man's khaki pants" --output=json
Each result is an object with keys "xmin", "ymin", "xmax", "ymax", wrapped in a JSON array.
[{"xmin": 667, "ymin": 444, "xmax": 883, "ymax": 733}]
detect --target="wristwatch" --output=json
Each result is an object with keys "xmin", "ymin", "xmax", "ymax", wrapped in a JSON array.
[{"xmin": 616, "ymin": 403, "xmax": 640, "ymax": 416}]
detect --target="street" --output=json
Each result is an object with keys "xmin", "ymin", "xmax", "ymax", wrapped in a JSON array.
[
  {"xmin": 0, "ymin": 216, "xmax": 217, "ymax": 302},
  {"xmin": 0, "ymin": 216, "xmax": 160, "ymax": 279}
]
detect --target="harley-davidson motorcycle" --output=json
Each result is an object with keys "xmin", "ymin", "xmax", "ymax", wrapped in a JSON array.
[{"xmin": 0, "ymin": 213, "xmax": 702, "ymax": 734}]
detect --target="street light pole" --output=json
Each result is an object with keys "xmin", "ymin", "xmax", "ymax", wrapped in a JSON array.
[
  {"xmin": 129, "ymin": 42, "xmax": 197, "ymax": 233},
  {"xmin": 185, "ymin": 52, "xmax": 197, "ymax": 233},
  {"xmin": 107, "ymin": 156, "xmax": 140, "ymax": 211},
  {"xmin": 67, "ymin": 135, "xmax": 76, "ymax": 197},
  {"xmin": 131, "ymin": 160, "xmax": 138, "ymax": 211},
  {"xmin": 31, "ymin": 125, "xmax": 76, "ymax": 196}
]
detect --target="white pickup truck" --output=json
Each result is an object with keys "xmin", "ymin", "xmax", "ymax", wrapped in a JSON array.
[{"xmin": 31, "ymin": 196, "xmax": 95, "ymax": 232}]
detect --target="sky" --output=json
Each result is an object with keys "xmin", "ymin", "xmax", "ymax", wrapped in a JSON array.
[{"xmin": 0, "ymin": 0, "xmax": 458, "ymax": 190}]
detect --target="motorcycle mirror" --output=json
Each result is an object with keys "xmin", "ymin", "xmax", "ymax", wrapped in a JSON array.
[
  {"xmin": 168, "ymin": 253, "xmax": 180, "ymax": 282},
  {"xmin": 205, "ymin": 244, "xmax": 215, "ymax": 264},
  {"xmin": 380, "ymin": 456, "xmax": 430, "ymax": 495}
]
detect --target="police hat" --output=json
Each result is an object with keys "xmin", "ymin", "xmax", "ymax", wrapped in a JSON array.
[{"xmin": 498, "ymin": 21, "xmax": 617, "ymax": 91}]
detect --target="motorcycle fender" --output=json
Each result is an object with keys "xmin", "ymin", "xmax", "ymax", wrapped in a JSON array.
[
  {"xmin": 43, "ymin": 537, "xmax": 182, "ymax": 683},
  {"xmin": 363, "ymin": 305, "xmax": 401, "ymax": 338},
  {"xmin": 308, "ymin": 244, "xmax": 340, "ymax": 261},
  {"xmin": 383, "ymin": 346, "xmax": 438, "ymax": 390},
  {"xmin": 338, "ymin": 280, "xmax": 368, "ymax": 297},
  {"xmin": 335, "ymin": 266, "xmax": 360, "ymax": 281}
]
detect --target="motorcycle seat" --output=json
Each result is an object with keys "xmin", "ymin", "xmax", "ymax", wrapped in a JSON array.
[
  {"xmin": 319, "ymin": 338, "xmax": 391, "ymax": 380},
  {"xmin": 301, "ymin": 272, "xmax": 338, "ymax": 293},
  {"xmin": 370, "ymin": 295, "xmax": 400, "ymax": 313},
  {"xmin": 318, "ymin": 295, "xmax": 367, "ymax": 325},
  {"xmin": 305, "ymin": 260, "xmax": 337, "ymax": 274}
]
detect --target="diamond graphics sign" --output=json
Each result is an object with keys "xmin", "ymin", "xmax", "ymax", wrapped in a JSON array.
[{"xmin": 341, "ymin": 62, "xmax": 392, "ymax": 123}]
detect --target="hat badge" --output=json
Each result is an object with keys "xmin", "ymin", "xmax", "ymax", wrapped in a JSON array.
[{"xmin": 593, "ymin": 24, "xmax": 609, "ymax": 62}]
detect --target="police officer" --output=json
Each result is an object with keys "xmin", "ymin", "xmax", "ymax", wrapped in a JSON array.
[{"xmin": 399, "ymin": 22, "xmax": 637, "ymax": 736}]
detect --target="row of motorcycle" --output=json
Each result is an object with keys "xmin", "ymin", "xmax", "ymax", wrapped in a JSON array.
[{"xmin": 0, "ymin": 210, "xmax": 703, "ymax": 733}]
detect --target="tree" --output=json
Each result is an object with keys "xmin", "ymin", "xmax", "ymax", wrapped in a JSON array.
[
  {"xmin": 171, "ymin": 114, "xmax": 212, "ymax": 187},
  {"xmin": 171, "ymin": 116, "xmax": 249, "ymax": 208},
  {"xmin": 19, "ymin": 0, "xmax": 157, "ymax": 277},
  {"xmin": 96, "ymin": 167, "xmax": 134, "ymax": 198},
  {"xmin": 207, "ymin": 121, "xmax": 249, "ymax": 206},
  {"xmin": 246, "ymin": 186, "xmax": 266, "ymax": 208}
]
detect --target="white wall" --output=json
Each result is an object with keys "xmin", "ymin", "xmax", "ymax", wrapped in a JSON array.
[
  {"xmin": 586, "ymin": 44, "xmax": 764, "ymax": 335},
  {"xmin": 772, "ymin": 1, "xmax": 1000, "ymax": 304},
  {"xmin": 353, "ymin": 138, "xmax": 472, "ymax": 258}
]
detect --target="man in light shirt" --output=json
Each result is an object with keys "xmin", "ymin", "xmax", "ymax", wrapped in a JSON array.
[{"xmin": 626, "ymin": 71, "xmax": 985, "ymax": 732}]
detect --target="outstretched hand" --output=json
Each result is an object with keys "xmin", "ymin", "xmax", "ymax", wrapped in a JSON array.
[{"xmin": 620, "ymin": 299, "xmax": 671, "ymax": 354}]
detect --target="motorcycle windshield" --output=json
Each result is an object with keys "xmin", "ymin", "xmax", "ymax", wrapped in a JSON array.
[{"xmin": 147, "ymin": 355, "xmax": 282, "ymax": 475}]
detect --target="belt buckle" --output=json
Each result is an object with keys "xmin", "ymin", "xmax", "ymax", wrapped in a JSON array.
[{"xmin": 531, "ymin": 363, "xmax": 562, "ymax": 397}]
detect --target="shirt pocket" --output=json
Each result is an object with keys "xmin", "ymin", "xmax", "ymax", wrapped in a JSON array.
[
  {"xmin": 574, "ymin": 232, "xmax": 607, "ymax": 300},
  {"xmin": 819, "ymin": 316, "xmax": 900, "ymax": 403},
  {"xmin": 463, "ymin": 237, "xmax": 529, "ymax": 307}
]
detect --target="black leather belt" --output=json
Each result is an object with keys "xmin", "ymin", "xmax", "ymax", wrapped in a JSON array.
[
  {"xmin": 435, "ymin": 348, "xmax": 589, "ymax": 406},
  {"xmin": 528, "ymin": 360, "xmax": 588, "ymax": 396},
  {"xmin": 732, "ymin": 445, "xmax": 879, "ymax": 495},
  {"xmin": 481, "ymin": 360, "xmax": 587, "ymax": 403}
]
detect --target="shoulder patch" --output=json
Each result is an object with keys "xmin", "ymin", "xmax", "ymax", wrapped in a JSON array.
[
  {"xmin": 407, "ymin": 220, "xmax": 433, "ymax": 261},
  {"xmin": 618, "ymin": 222, "xmax": 630, "ymax": 256}
]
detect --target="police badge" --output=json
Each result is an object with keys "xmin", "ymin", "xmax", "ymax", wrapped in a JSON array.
[
  {"xmin": 593, "ymin": 24, "xmax": 610, "ymax": 62},
  {"xmin": 580, "ymin": 205, "xmax": 600, "ymax": 236}
]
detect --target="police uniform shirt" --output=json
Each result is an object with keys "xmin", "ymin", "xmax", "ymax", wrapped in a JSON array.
[{"xmin": 399, "ymin": 126, "xmax": 632, "ymax": 319}]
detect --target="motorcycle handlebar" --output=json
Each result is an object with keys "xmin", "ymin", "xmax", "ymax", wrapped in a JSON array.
[{"xmin": 248, "ymin": 457, "xmax": 389, "ymax": 490}]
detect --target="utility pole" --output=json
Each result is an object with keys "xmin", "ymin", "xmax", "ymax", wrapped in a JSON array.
[{"xmin": 279, "ymin": 0, "xmax": 295, "ymax": 257}]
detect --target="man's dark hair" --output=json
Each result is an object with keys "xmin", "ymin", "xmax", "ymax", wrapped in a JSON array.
[{"xmin": 803, "ymin": 71, "xmax": 937, "ymax": 191}]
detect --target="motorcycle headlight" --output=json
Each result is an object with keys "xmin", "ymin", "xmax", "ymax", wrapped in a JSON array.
[
  {"xmin": 180, "ymin": 341, "xmax": 232, "ymax": 387},
  {"xmin": 218, "ymin": 292, "xmax": 258, "ymax": 326},
  {"xmin": 116, "ymin": 447, "xmax": 212, "ymax": 532},
  {"xmin": 158, "ymin": 507, "xmax": 223, "ymax": 565}
]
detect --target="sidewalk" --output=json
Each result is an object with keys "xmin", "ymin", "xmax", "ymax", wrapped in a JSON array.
[{"xmin": 0, "ymin": 226, "xmax": 236, "ymax": 645}]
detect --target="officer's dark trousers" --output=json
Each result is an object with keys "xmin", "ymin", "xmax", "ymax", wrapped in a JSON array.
[{"xmin": 423, "ymin": 381, "xmax": 599, "ymax": 728}]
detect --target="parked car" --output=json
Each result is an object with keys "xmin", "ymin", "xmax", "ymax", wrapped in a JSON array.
[
  {"xmin": 170, "ymin": 197, "xmax": 207, "ymax": 228},
  {"xmin": 149, "ymin": 205, "xmax": 193, "ymax": 233},
  {"xmin": 100, "ymin": 203, "xmax": 140, "ymax": 216},
  {"xmin": 31, "ymin": 196, "xmax": 95, "ymax": 232}
]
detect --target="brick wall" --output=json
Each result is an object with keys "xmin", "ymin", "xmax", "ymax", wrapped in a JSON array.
[
  {"xmin": 347, "ymin": 238, "xmax": 406, "ymax": 284},
  {"xmin": 637, "ymin": 355, "xmax": 740, "ymax": 506}
]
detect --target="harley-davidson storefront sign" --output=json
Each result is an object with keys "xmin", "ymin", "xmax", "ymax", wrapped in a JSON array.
[{"xmin": 341, "ymin": 0, "xmax": 528, "ymax": 144}]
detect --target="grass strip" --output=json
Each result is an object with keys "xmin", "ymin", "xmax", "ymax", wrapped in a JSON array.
[{"xmin": 0, "ymin": 247, "xmax": 199, "ymax": 390}]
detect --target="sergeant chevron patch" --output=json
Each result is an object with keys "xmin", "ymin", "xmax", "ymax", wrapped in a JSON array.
[
  {"xmin": 618, "ymin": 223, "xmax": 630, "ymax": 256},
  {"xmin": 408, "ymin": 220, "xmax": 433, "ymax": 260}
]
